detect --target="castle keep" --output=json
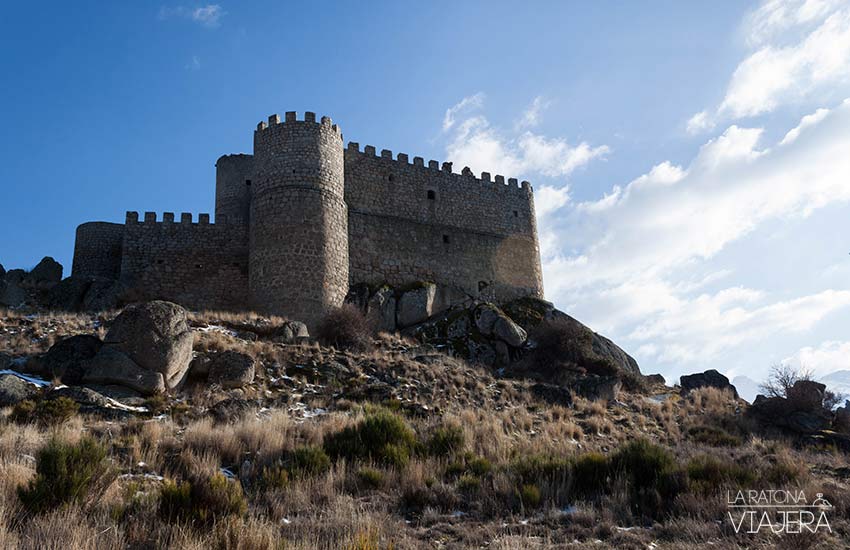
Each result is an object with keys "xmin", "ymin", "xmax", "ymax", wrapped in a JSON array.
[{"xmin": 72, "ymin": 112, "xmax": 544, "ymax": 326}]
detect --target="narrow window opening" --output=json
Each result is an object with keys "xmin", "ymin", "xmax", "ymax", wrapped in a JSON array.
[
  {"xmin": 387, "ymin": 174, "xmax": 394, "ymax": 182},
  {"xmin": 427, "ymin": 190, "xmax": 436, "ymax": 200},
  {"xmin": 442, "ymin": 234, "xmax": 450, "ymax": 244},
  {"xmin": 245, "ymin": 179, "xmax": 252, "ymax": 186},
  {"xmin": 232, "ymin": 262, "xmax": 240, "ymax": 268},
  {"xmin": 156, "ymin": 259, "xmax": 164, "ymax": 265},
  {"xmin": 195, "ymin": 264, "xmax": 203, "ymax": 269},
  {"xmin": 513, "ymin": 210, "xmax": 518, "ymax": 217}
]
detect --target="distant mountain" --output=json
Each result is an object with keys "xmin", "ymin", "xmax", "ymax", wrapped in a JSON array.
[
  {"xmin": 732, "ymin": 375, "xmax": 761, "ymax": 403},
  {"xmin": 820, "ymin": 370, "xmax": 850, "ymax": 402}
]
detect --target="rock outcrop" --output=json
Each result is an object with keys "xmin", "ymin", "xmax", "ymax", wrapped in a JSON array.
[
  {"xmin": 40, "ymin": 335, "xmax": 103, "ymax": 384},
  {"xmin": 207, "ymin": 351, "xmax": 256, "ymax": 389},
  {"xmin": 680, "ymin": 370, "xmax": 738, "ymax": 398},
  {"xmin": 101, "ymin": 300, "xmax": 194, "ymax": 390},
  {"xmin": 23, "ymin": 257, "xmax": 63, "ymax": 286},
  {"xmin": 0, "ymin": 374, "xmax": 40, "ymax": 406},
  {"xmin": 748, "ymin": 380, "xmax": 833, "ymax": 435},
  {"xmin": 82, "ymin": 347, "xmax": 166, "ymax": 395}
]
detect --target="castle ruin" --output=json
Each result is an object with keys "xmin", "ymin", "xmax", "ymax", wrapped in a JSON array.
[{"xmin": 72, "ymin": 112, "xmax": 544, "ymax": 327}]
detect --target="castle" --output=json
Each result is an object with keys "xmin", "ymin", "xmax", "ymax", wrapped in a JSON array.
[{"xmin": 72, "ymin": 112, "xmax": 544, "ymax": 327}]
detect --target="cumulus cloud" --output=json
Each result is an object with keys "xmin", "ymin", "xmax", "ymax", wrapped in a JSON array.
[
  {"xmin": 543, "ymin": 99, "xmax": 850, "ymax": 367},
  {"xmin": 688, "ymin": 0, "xmax": 850, "ymax": 130},
  {"xmin": 442, "ymin": 95, "xmax": 609, "ymax": 180},
  {"xmin": 159, "ymin": 4, "xmax": 225, "ymax": 28},
  {"xmin": 782, "ymin": 339, "xmax": 850, "ymax": 375}
]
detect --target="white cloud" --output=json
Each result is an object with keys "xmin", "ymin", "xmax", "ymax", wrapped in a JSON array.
[
  {"xmin": 689, "ymin": 0, "xmax": 850, "ymax": 128},
  {"xmin": 442, "ymin": 93, "xmax": 485, "ymax": 132},
  {"xmin": 186, "ymin": 55, "xmax": 201, "ymax": 70},
  {"xmin": 516, "ymin": 96, "xmax": 551, "ymax": 129},
  {"xmin": 782, "ymin": 339, "xmax": 850, "ymax": 375},
  {"xmin": 442, "ymin": 95, "xmax": 609, "ymax": 180},
  {"xmin": 779, "ymin": 106, "xmax": 830, "ymax": 144},
  {"xmin": 686, "ymin": 110, "xmax": 713, "ymax": 134},
  {"xmin": 159, "ymin": 4, "xmax": 225, "ymax": 28},
  {"xmin": 543, "ymin": 99, "xmax": 850, "ymax": 367}
]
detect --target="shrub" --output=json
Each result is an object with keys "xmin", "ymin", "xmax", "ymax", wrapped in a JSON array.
[
  {"xmin": 35, "ymin": 397, "xmax": 79, "ymax": 425},
  {"xmin": 258, "ymin": 466, "xmax": 290, "ymax": 491},
  {"xmin": 571, "ymin": 452, "xmax": 610, "ymax": 498},
  {"xmin": 324, "ymin": 410, "xmax": 416, "ymax": 468},
  {"xmin": 424, "ymin": 425, "xmax": 465, "ymax": 458},
  {"xmin": 467, "ymin": 456, "xmax": 492, "ymax": 477},
  {"xmin": 687, "ymin": 425, "xmax": 742, "ymax": 447},
  {"xmin": 610, "ymin": 439, "xmax": 683, "ymax": 521},
  {"xmin": 159, "ymin": 474, "xmax": 247, "ymax": 525},
  {"xmin": 286, "ymin": 446, "xmax": 331, "ymax": 478},
  {"xmin": 457, "ymin": 474, "xmax": 481, "ymax": 493},
  {"xmin": 355, "ymin": 467, "xmax": 385, "ymax": 489},
  {"xmin": 511, "ymin": 453, "xmax": 572, "ymax": 485},
  {"xmin": 519, "ymin": 483, "xmax": 541, "ymax": 508},
  {"xmin": 12, "ymin": 397, "xmax": 79, "ymax": 425},
  {"xmin": 315, "ymin": 304, "xmax": 373, "ymax": 351},
  {"xmin": 686, "ymin": 454, "xmax": 756, "ymax": 495},
  {"xmin": 18, "ymin": 437, "xmax": 112, "ymax": 513},
  {"xmin": 9, "ymin": 399, "xmax": 36, "ymax": 423}
]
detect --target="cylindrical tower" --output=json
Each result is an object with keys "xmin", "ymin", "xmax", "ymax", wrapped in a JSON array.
[
  {"xmin": 215, "ymin": 154, "xmax": 254, "ymax": 226},
  {"xmin": 249, "ymin": 111, "xmax": 348, "ymax": 329}
]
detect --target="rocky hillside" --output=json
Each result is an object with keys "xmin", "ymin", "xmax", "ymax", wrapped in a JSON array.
[{"xmin": 0, "ymin": 258, "xmax": 849, "ymax": 548}]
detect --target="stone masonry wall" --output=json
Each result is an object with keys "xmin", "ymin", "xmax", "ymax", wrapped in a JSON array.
[
  {"xmin": 120, "ymin": 212, "xmax": 249, "ymax": 310},
  {"xmin": 343, "ymin": 143, "xmax": 543, "ymax": 301},
  {"xmin": 250, "ymin": 113, "xmax": 349, "ymax": 328},
  {"xmin": 72, "ymin": 222, "xmax": 125, "ymax": 279}
]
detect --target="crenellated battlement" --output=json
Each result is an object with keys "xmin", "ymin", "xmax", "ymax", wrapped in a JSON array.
[
  {"xmin": 345, "ymin": 141, "xmax": 532, "ymax": 194},
  {"xmin": 255, "ymin": 111, "xmax": 342, "ymax": 136},
  {"xmin": 125, "ymin": 211, "xmax": 228, "ymax": 227}
]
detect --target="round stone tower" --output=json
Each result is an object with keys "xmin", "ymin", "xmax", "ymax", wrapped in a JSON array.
[
  {"xmin": 215, "ymin": 153, "xmax": 254, "ymax": 226},
  {"xmin": 249, "ymin": 111, "xmax": 348, "ymax": 329}
]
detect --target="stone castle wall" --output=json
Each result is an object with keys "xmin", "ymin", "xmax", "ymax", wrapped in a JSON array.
[
  {"xmin": 120, "ymin": 212, "xmax": 249, "ymax": 310},
  {"xmin": 72, "ymin": 111, "xmax": 543, "ymax": 318},
  {"xmin": 249, "ymin": 113, "xmax": 349, "ymax": 327},
  {"xmin": 72, "ymin": 222, "xmax": 125, "ymax": 279},
  {"xmin": 343, "ymin": 144, "xmax": 543, "ymax": 301}
]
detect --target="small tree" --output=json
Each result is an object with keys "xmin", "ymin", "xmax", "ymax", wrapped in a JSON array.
[{"xmin": 759, "ymin": 363, "xmax": 813, "ymax": 398}]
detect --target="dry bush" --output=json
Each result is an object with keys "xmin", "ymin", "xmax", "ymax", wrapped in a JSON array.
[{"xmin": 315, "ymin": 305, "xmax": 373, "ymax": 352}]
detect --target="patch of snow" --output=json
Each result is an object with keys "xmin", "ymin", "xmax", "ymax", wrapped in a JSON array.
[
  {"xmin": 119, "ymin": 473, "xmax": 165, "ymax": 482},
  {"xmin": 195, "ymin": 325, "xmax": 238, "ymax": 337},
  {"xmin": 0, "ymin": 369, "xmax": 51, "ymax": 387},
  {"xmin": 219, "ymin": 467, "xmax": 235, "ymax": 479},
  {"xmin": 101, "ymin": 395, "xmax": 148, "ymax": 413},
  {"xmin": 281, "ymin": 517, "xmax": 291, "ymax": 525}
]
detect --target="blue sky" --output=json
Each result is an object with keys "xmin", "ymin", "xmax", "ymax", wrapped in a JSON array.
[{"xmin": 2, "ymin": 1, "xmax": 850, "ymax": 385}]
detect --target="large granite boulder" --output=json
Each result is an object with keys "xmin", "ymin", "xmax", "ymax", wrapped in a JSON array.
[
  {"xmin": 750, "ymin": 394, "xmax": 832, "ymax": 434},
  {"xmin": 24, "ymin": 257, "xmax": 62, "ymax": 286},
  {"xmin": 102, "ymin": 301, "xmax": 194, "ymax": 389},
  {"xmin": 474, "ymin": 304, "xmax": 527, "ymax": 347},
  {"xmin": 82, "ymin": 347, "xmax": 166, "ymax": 395},
  {"xmin": 0, "ymin": 374, "xmax": 40, "ymax": 406},
  {"xmin": 40, "ymin": 335, "xmax": 103, "ymax": 384},
  {"xmin": 207, "ymin": 351, "xmax": 256, "ymax": 389},
  {"xmin": 397, "ymin": 283, "xmax": 437, "ymax": 328},
  {"xmin": 680, "ymin": 369, "xmax": 738, "ymax": 398}
]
